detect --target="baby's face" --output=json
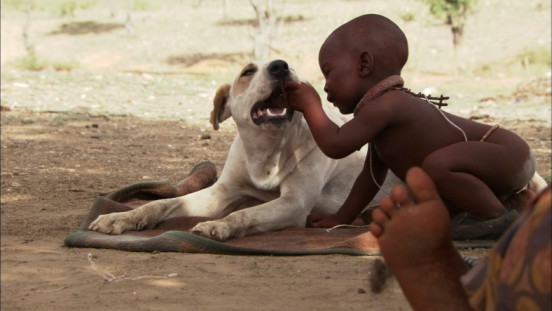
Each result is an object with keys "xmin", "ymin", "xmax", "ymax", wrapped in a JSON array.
[{"xmin": 318, "ymin": 43, "xmax": 365, "ymax": 114}]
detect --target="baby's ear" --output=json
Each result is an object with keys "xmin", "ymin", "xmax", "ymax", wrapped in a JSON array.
[
  {"xmin": 210, "ymin": 84, "xmax": 232, "ymax": 130},
  {"xmin": 359, "ymin": 51, "xmax": 374, "ymax": 77}
]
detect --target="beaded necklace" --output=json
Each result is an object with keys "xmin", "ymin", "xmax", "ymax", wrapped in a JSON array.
[{"xmin": 353, "ymin": 75, "xmax": 449, "ymax": 117}]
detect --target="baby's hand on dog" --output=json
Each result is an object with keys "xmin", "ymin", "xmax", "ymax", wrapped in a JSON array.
[
  {"xmin": 306, "ymin": 212, "xmax": 345, "ymax": 228},
  {"xmin": 284, "ymin": 81, "xmax": 321, "ymax": 113}
]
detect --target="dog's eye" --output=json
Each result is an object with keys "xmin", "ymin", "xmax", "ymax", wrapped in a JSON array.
[{"xmin": 241, "ymin": 68, "xmax": 257, "ymax": 77}]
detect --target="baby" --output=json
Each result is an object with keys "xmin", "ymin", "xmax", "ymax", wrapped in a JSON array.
[{"xmin": 284, "ymin": 14, "xmax": 536, "ymax": 228}]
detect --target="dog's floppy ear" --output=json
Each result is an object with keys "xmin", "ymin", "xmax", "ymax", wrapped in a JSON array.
[{"xmin": 210, "ymin": 83, "xmax": 231, "ymax": 130}]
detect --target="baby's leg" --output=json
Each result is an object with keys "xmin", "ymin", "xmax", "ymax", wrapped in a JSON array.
[
  {"xmin": 370, "ymin": 167, "xmax": 471, "ymax": 309},
  {"xmin": 421, "ymin": 140, "xmax": 534, "ymax": 219}
]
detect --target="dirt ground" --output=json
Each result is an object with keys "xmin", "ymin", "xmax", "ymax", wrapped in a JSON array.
[
  {"xmin": 1, "ymin": 1, "xmax": 551, "ymax": 310},
  {"xmin": 1, "ymin": 107, "xmax": 548, "ymax": 311}
]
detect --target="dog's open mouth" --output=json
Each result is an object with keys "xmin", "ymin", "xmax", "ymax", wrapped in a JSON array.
[{"xmin": 251, "ymin": 84, "xmax": 294, "ymax": 126}]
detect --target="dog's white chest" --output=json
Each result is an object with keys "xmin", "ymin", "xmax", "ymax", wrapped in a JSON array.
[{"xmin": 246, "ymin": 153, "xmax": 287, "ymax": 190}]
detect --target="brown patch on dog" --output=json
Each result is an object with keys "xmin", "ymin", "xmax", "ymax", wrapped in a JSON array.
[
  {"xmin": 231, "ymin": 63, "xmax": 257, "ymax": 97},
  {"xmin": 210, "ymin": 84, "xmax": 231, "ymax": 130}
]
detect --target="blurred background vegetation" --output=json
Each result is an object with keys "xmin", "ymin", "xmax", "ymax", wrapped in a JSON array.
[{"xmin": 1, "ymin": 0, "xmax": 550, "ymax": 119}]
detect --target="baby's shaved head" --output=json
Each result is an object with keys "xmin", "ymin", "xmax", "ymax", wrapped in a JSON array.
[{"xmin": 322, "ymin": 14, "xmax": 408, "ymax": 75}]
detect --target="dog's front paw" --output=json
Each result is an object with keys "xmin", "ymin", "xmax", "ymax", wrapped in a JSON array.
[
  {"xmin": 190, "ymin": 220, "xmax": 233, "ymax": 241},
  {"xmin": 89, "ymin": 212, "xmax": 141, "ymax": 235}
]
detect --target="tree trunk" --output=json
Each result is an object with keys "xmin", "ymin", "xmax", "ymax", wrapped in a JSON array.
[
  {"xmin": 447, "ymin": 14, "xmax": 465, "ymax": 49},
  {"xmin": 22, "ymin": 0, "xmax": 34, "ymax": 53},
  {"xmin": 249, "ymin": 0, "xmax": 279, "ymax": 60}
]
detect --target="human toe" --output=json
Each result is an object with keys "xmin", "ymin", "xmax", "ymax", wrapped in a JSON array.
[
  {"xmin": 405, "ymin": 167, "xmax": 441, "ymax": 204},
  {"xmin": 370, "ymin": 223, "xmax": 384, "ymax": 237},
  {"xmin": 389, "ymin": 184, "xmax": 413, "ymax": 209},
  {"xmin": 379, "ymin": 196, "xmax": 400, "ymax": 217},
  {"xmin": 371, "ymin": 206, "xmax": 391, "ymax": 229}
]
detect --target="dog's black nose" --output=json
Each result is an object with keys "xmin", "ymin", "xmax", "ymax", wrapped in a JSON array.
[{"xmin": 268, "ymin": 60, "xmax": 289, "ymax": 78}]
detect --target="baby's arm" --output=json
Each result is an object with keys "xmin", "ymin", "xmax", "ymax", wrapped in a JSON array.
[
  {"xmin": 285, "ymin": 81, "xmax": 373, "ymax": 158},
  {"xmin": 308, "ymin": 150, "xmax": 387, "ymax": 227}
]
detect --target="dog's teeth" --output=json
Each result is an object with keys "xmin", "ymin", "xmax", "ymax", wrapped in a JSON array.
[
  {"xmin": 252, "ymin": 110, "xmax": 258, "ymax": 118},
  {"xmin": 261, "ymin": 109, "xmax": 267, "ymax": 116},
  {"xmin": 267, "ymin": 108, "xmax": 286, "ymax": 116}
]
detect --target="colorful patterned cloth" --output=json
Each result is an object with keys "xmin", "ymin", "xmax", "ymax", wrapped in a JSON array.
[{"xmin": 462, "ymin": 186, "xmax": 551, "ymax": 310}]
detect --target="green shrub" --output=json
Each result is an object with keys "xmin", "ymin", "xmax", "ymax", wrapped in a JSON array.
[
  {"xmin": 399, "ymin": 11, "xmax": 416, "ymax": 23},
  {"xmin": 132, "ymin": 0, "xmax": 158, "ymax": 11},
  {"xmin": 14, "ymin": 51, "xmax": 47, "ymax": 71},
  {"xmin": 517, "ymin": 45, "xmax": 552, "ymax": 67},
  {"xmin": 51, "ymin": 59, "xmax": 79, "ymax": 71},
  {"xmin": 13, "ymin": 51, "xmax": 79, "ymax": 71},
  {"xmin": 57, "ymin": 0, "xmax": 97, "ymax": 16}
]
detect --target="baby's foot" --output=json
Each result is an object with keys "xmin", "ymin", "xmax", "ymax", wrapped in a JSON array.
[{"xmin": 504, "ymin": 189, "xmax": 536, "ymax": 214}]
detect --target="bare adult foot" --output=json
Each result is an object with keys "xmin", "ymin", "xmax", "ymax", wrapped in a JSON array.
[
  {"xmin": 370, "ymin": 166, "xmax": 453, "ymax": 252},
  {"xmin": 370, "ymin": 167, "xmax": 473, "ymax": 310}
]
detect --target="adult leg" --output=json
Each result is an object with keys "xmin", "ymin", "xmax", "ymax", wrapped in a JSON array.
[{"xmin": 370, "ymin": 167, "xmax": 472, "ymax": 310}]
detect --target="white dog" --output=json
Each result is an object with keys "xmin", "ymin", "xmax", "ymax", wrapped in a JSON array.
[{"xmin": 89, "ymin": 60, "xmax": 397, "ymax": 241}]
